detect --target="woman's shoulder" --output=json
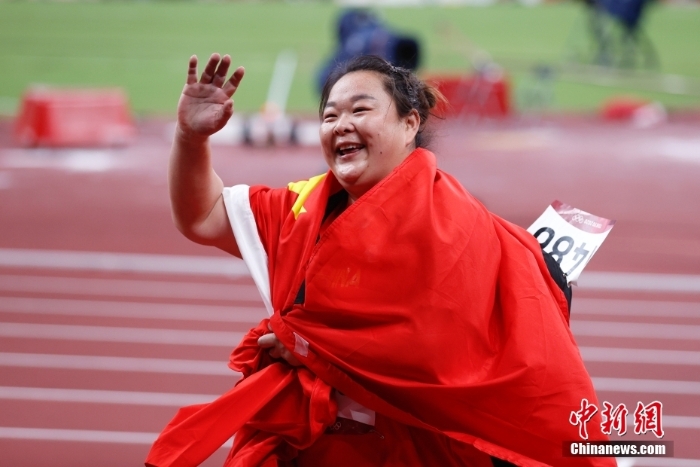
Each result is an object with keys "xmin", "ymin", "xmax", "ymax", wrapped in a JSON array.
[{"xmin": 434, "ymin": 168, "xmax": 491, "ymax": 215}]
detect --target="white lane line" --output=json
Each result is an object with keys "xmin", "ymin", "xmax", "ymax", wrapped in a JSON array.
[
  {"xmin": 630, "ymin": 459, "xmax": 700, "ymax": 467},
  {"xmin": 573, "ymin": 298, "xmax": 700, "ymax": 318},
  {"xmin": 664, "ymin": 415, "xmax": 700, "ymax": 429},
  {"xmin": 0, "ymin": 248, "xmax": 249, "ymax": 277},
  {"xmin": 0, "ymin": 274, "xmax": 261, "ymax": 302},
  {"xmin": 593, "ymin": 377, "xmax": 700, "ymax": 395},
  {"xmin": 9, "ymin": 383, "xmax": 700, "ymax": 431},
  {"xmin": 19, "ymin": 320, "xmax": 687, "ymax": 349},
  {"xmin": 579, "ymin": 271, "xmax": 700, "ymax": 293},
  {"xmin": 0, "ymin": 427, "xmax": 233, "ymax": 447},
  {"xmin": 0, "ymin": 296, "xmax": 265, "ymax": 323},
  {"xmin": 0, "ymin": 352, "xmax": 237, "ymax": 376},
  {"xmin": 0, "ymin": 427, "xmax": 157, "ymax": 444},
  {"xmin": 571, "ymin": 321, "xmax": 700, "ymax": 340},
  {"xmin": 4, "ymin": 294, "xmax": 682, "ymax": 322},
  {"xmin": 2, "ymin": 248, "xmax": 699, "ymax": 293},
  {"xmin": 0, "ymin": 386, "xmax": 220, "ymax": 406},
  {"xmin": 619, "ymin": 414, "xmax": 700, "ymax": 430},
  {"xmin": 580, "ymin": 347, "xmax": 700, "ymax": 365},
  {"xmin": 0, "ymin": 323, "xmax": 243, "ymax": 346},
  {"xmin": 7, "ymin": 386, "xmax": 700, "ymax": 430}
]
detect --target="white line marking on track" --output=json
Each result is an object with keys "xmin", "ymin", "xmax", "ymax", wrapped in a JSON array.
[
  {"xmin": 593, "ymin": 377, "xmax": 700, "ymax": 395},
  {"xmin": 0, "ymin": 323, "xmax": 244, "ymax": 346},
  {"xmin": 0, "ymin": 386, "xmax": 220, "ymax": 406},
  {"xmin": 579, "ymin": 271, "xmax": 700, "ymax": 293},
  {"xmin": 0, "ymin": 353, "xmax": 238, "ymax": 376},
  {"xmin": 2, "ymin": 249, "xmax": 700, "ymax": 293},
  {"xmin": 0, "ymin": 274, "xmax": 260, "ymax": 302},
  {"xmin": 0, "ymin": 427, "xmax": 233, "ymax": 447},
  {"xmin": 663, "ymin": 415, "xmax": 700, "ymax": 429},
  {"xmin": 571, "ymin": 321, "xmax": 700, "ymax": 340},
  {"xmin": 573, "ymin": 298, "xmax": 700, "ymax": 318},
  {"xmin": 629, "ymin": 459, "xmax": 700, "ymax": 467},
  {"xmin": 580, "ymin": 347, "xmax": 700, "ymax": 365},
  {"xmin": 0, "ymin": 248, "xmax": 249, "ymax": 277},
  {"xmin": 619, "ymin": 413, "xmax": 700, "ymax": 430},
  {"xmin": 6, "ymin": 384, "xmax": 700, "ymax": 435},
  {"xmin": 7, "ymin": 386, "xmax": 700, "ymax": 429},
  {"xmin": 0, "ymin": 296, "xmax": 266, "ymax": 323},
  {"xmin": 0, "ymin": 427, "xmax": 158, "ymax": 444}
]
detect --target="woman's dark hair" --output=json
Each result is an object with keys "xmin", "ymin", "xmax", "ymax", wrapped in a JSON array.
[{"xmin": 319, "ymin": 55, "xmax": 445, "ymax": 148}]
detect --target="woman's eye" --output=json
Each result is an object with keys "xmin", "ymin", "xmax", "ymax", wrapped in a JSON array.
[
  {"xmin": 323, "ymin": 114, "xmax": 337, "ymax": 121},
  {"xmin": 353, "ymin": 107, "xmax": 368, "ymax": 113}
]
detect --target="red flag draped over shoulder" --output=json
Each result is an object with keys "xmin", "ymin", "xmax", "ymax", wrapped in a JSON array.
[{"xmin": 146, "ymin": 148, "xmax": 613, "ymax": 467}]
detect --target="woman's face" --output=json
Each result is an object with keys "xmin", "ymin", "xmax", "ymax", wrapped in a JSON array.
[{"xmin": 320, "ymin": 70, "xmax": 419, "ymax": 203}]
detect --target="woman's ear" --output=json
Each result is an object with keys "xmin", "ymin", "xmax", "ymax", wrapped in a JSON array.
[{"xmin": 404, "ymin": 109, "xmax": 420, "ymax": 146}]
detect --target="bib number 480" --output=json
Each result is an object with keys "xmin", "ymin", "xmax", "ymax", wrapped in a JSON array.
[
  {"xmin": 533, "ymin": 227, "xmax": 593, "ymax": 276},
  {"xmin": 527, "ymin": 201, "xmax": 614, "ymax": 284}
]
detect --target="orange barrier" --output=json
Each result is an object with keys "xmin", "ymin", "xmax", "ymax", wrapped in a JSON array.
[
  {"xmin": 426, "ymin": 73, "xmax": 511, "ymax": 119},
  {"xmin": 14, "ymin": 87, "xmax": 135, "ymax": 147}
]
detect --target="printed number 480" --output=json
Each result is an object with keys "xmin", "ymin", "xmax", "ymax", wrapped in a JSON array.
[{"xmin": 534, "ymin": 227, "xmax": 591, "ymax": 276}]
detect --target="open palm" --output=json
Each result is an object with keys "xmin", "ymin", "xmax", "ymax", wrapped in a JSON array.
[{"xmin": 177, "ymin": 53, "xmax": 245, "ymax": 137}]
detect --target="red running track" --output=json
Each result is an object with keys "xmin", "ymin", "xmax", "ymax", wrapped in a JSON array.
[{"xmin": 0, "ymin": 117, "xmax": 699, "ymax": 466}]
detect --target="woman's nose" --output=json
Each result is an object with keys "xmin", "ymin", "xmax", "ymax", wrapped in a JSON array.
[{"xmin": 333, "ymin": 114, "xmax": 353, "ymax": 135}]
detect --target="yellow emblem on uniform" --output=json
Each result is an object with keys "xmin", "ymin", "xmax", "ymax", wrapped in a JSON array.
[{"xmin": 287, "ymin": 174, "xmax": 326, "ymax": 219}]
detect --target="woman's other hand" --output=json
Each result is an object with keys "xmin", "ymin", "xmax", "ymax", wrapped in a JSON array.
[
  {"xmin": 177, "ymin": 53, "xmax": 245, "ymax": 139},
  {"xmin": 258, "ymin": 328, "xmax": 302, "ymax": 367}
]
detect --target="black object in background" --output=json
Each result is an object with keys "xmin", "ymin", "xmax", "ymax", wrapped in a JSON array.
[{"xmin": 316, "ymin": 9, "xmax": 421, "ymax": 93}]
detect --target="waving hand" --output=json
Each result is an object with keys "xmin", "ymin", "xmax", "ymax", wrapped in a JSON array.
[{"xmin": 177, "ymin": 53, "xmax": 245, "ymax": 138}]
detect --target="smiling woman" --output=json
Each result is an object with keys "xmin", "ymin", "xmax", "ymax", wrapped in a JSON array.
[
  {"xmin": 320, "ymin": 69, "xmax": 415, "ymax": 201},
  {"xmin": 147, "ymin": 53, "xmax": 615, "ymax": 467},
  {"xmin": 318, "ymin": 56, "xmax": 441, "ymax": 204}
]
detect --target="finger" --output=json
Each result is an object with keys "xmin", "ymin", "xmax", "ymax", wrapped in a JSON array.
[
  {"xmin": 280, "ymin": 349, "xmax": 302, "ymax": 366},
  {"xmin": 221, "ymin": 100, "xmax": 234, "ymax": 122},
  {"xmin": 212, "ymin": 55, "xmax": 231, "ymax": 88},
  {"xmin": 186, "ymin": 55, "xmax": 198, "ymax": 85},
  {"xmin": 257, "ymin": 333, "xmax": 278, "ymax": 348},
  {"xmin": 199, "ymin": 53, "xmax": 221, "ymax": 84},
  {"xmin": 268, "ymin": 341, "xmax": 288, "ymax": 359},
  {"xmin": 222, "ymin": 66, "xmax": 245, "ymax": 98}
]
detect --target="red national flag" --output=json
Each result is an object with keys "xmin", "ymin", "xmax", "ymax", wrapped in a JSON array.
[{"xmin": 147, "ymin": 148, "xmax": 612, "ymax": 467}]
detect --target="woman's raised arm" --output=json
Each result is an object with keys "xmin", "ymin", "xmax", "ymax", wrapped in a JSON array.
[{"xmin": 169, "ymin": 53, "xmax": 244, "ymax": 257}]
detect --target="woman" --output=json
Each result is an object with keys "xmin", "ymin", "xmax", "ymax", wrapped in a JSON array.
[{"xmin": 147, "ymin": 54, "xmax": 614, "ymax": 467}]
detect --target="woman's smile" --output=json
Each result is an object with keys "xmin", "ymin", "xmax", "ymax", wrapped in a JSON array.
[{"xmin": 335, "ymin": 142, "xmax": 365, "ymax": 158}]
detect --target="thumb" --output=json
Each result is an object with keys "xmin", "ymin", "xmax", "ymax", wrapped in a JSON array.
[{"xmin": 221, "ymin": 100, "xmax": 234, "ymax": 120}]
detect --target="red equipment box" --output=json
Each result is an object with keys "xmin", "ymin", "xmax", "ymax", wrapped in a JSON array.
[
  {"xmin": 427, "ymin": 72, "xmax": 511, "ymax": 119},
  {"xmin": 600, "ymin": 96, "xmax": 649, "ymax": 121},
  {"xmin": 14, "ymin": 87, "xmax": 136, "ymax": 147}
]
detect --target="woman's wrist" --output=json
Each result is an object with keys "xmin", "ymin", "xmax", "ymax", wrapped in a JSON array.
[{"xmin": 175, "ymin": 124, "xmax": 209, "ymax": 147}]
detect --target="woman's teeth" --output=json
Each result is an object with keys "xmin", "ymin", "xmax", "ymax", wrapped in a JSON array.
[{"xmin": 338, "ymin": 145, "xmax": 363, "ymax": 156}]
